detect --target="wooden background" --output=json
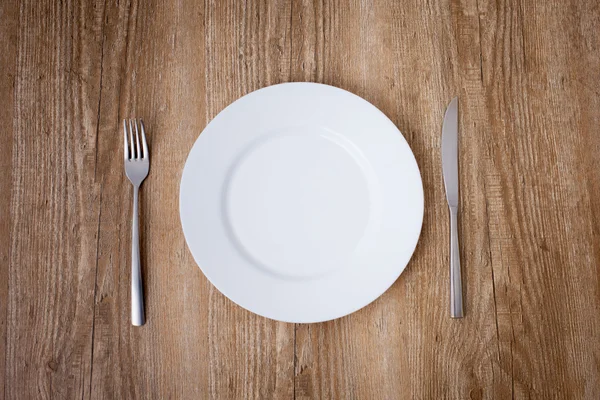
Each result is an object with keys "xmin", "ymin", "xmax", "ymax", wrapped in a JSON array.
[{"xmin": 1, "ymin": 0, "xmax": 599, "ymax": 398}]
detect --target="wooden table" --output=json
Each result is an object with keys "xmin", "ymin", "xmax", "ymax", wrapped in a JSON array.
[{"xmin": 1, "ymin": 0, "xmax": 599, "ymax": 398}]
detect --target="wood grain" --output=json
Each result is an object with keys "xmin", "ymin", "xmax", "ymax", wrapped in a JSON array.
[
  {"xmin": 2, "ymin": 1, "xmax": 104, "ymax": 398},
  {"xmin": 0, "ymin": 0, "xmax": 599, "ymax": 399},
  {"xmin": 0, "ymin": 0, "xmax": 18, "ymax": 398}
]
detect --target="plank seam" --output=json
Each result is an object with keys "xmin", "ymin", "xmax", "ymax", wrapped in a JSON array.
[
  {"xmin": 87, "ymin": 183, "xmax": 104, "ymax": 400},
  {"xmin": 93, "ymin": 3, "xmax": 107, "ymax": 182},
  {"xmin": 88, "ymin": 0, "xmax": 108, "ymax": 396}
]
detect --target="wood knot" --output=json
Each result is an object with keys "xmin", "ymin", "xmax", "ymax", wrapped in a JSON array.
[{"xmin": 47, "ymin": 360, "xmax": 58, "ymax": 371}]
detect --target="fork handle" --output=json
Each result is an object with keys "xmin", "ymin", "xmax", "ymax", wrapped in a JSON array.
[
  {"xmin": 131, "ymin": 186, "xmax": 145, "ymax": 326},
  {"xmin": 449, "ymin": 206, "xmax": 464, "ymax": 318}
]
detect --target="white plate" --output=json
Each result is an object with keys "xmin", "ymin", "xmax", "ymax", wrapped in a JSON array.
[{"xmin": 180, "ymin": 83, "xmax": 423, "ymax": 323}]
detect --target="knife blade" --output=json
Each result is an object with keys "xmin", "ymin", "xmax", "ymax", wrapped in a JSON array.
[
  {"xmin": 442, "ymin": 97, "xmax": 459, "ymax": 207},
  {"xmin": 441, "ymin": 97, "xmax": 464, "ymax": 318}
]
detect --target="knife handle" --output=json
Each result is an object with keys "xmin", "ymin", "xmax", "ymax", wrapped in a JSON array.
[{"xmin": 449, "ymin": 206, "xmax": 464, "ymax": 318}]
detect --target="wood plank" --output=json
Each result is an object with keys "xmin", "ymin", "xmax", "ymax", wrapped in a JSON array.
[
  {"xmin": 452, "ymin": 0, "xmax": 509, "ymax": 398},
  {"xmin": 475, "ymin": 2, "xmax": 529, "ymax": 397},
  {"xmin": 88, "ymin": 0, "xmax": 143, "ymax": 398},
  {"xmin": 3, "ymin": 0, "xmax": 105, "ymax": 398},
  {"xmin": 0, "ymin": 0, "xmax": 19, "ymax": 397},
  {"xmin": 477, "ymin": 0, "xmax": 600, "ymax": 397},
  {"xmin": 90, "ymin": 0, "xmax": 214, "ymax": 398}
]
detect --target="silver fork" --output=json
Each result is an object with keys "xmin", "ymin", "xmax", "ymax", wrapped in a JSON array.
[{"xmin": 123, "ymin": 119, "xmax": 149, "ymax": 326}]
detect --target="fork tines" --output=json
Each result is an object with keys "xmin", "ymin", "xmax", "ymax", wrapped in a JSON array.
[{"xmin": 123, "ymin": 119, "xmax": 149, "ymax": 161}]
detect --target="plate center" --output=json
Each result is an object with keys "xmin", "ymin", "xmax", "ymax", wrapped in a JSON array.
[{"xmin": 224, "ymin": 127, "xmax": 372, "ymax": 279}]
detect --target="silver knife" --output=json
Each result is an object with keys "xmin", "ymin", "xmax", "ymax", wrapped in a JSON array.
[{"xmin": 441, "ymin": 97, "xmax": 464, "ymax": 318}]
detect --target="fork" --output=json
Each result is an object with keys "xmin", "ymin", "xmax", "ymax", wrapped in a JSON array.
[{"xmin": 123, "ymin": 119, "xmax": 149, "ymax": 326}]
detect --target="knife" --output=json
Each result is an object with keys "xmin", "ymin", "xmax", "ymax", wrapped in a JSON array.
[{"xmin": 441, "ymin": 97, "xmax": 464, "ymax": 318}]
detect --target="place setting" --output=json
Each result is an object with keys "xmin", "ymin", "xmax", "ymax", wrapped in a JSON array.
[{"xmin": 124, "ymin": 82, "xmax": 462, "ymax": 325}]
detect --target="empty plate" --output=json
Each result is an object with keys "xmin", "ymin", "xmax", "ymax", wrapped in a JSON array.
[{"xmin": 180, "ymin": 83, "xmax": 423, "ymax": 323}]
